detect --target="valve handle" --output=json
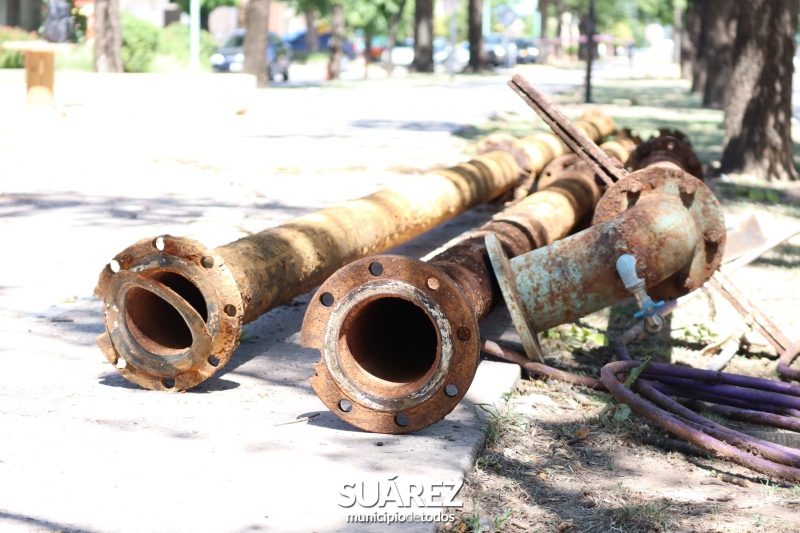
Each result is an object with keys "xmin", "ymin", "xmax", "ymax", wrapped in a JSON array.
[{"xmin": 634, "ymin": 300, "xmax": 665, "ymax": 319}]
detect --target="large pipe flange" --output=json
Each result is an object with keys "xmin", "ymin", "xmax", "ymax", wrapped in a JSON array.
[
  {"xmin": 95, "ymin": 235, "xmax": 243, "ymax": 391},
  {"xmin": 592, "ymin": 166, "xmax": 726, "ymax": 301},
  {"xmin": 302, "ymin": 256, "xmax": 479, "ymax": 434},
  {"xmin": 626, "ymin": 133, "xmax": 704, "ymax": 179}
]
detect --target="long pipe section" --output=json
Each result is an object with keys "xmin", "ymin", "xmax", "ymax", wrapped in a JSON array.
[{"xmin": 301, "ymin": 139, "xmax": 631, "ymax": 434}]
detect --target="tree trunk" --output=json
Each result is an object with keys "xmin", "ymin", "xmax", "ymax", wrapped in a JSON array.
[
  {"xmin": 555, "ymin": 0, "xmax": 564, "ymax": 59},
  {"xmin": 328, "ymin": 3, "xmax": 344, "ymax": 80},
  {"xmin": 468, "ymin": 0, "xmax": 484, "ymax": 72},
  {"xmin": 93, "ymin": 0, "xmax": 122, "ymax": 73},
  {"xmin": 680, "ymin": 1, "xmax": 698, "ymax": 79},
  {"xmin": 385, "ymin": 0, "xmax": 408, "ymax": 76},
  {"xmin": 244, "ymin": 0, "xmax": 270, "ymax": 87},
  {"xmin": 702, "ymin": 0, "xmax": 737, "ymax": 109},
  {"xmin": 413, "ymin": 0, "xmax": 433, "ymax": 72},
  {"xmin": 305, "ymin": 9, "xmax": 319, "ymax": 53},
  {"xmin": 538, "ymin": 0, "xmax": 549, "ymax": 62},
  {"xmin": 721, "ymin": 0, "xmax": 798, "ymax": 181},
  {"xmin": 690, "ymin": 0, "xmax": 709, "ymax": 94},
  {"xmin": 363, "ymin": 27, "xmax": 373, "ymax": 80},
  {"xmin": 672, "ymin": 1, "xmax": 682, "ymax": 65}
]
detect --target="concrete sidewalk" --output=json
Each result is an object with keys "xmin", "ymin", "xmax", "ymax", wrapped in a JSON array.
[{"xmin": 0, "ymin": 69, "xmax": 585, "ymax": 532}]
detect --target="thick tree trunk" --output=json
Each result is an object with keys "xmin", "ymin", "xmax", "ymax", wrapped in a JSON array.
[
  {"xmin": 538, "ymin": 0, "xmax": 549, "ymax": 61},
  {"xmin": 93, "ymin": 0, "xmax": 122, "ymax": 73},
  {"xmin": 672, "ymin": 2, "xmax": 682, "ymax": 65},
  {"xmin": 680, "ymin": 1, "xmax": 698, "ymax": 79},
  {"xmin": 244, "ymin": 0, "xmax": 270, "ymax": 87},
  {"xmin": 305, "ymin": 9, "xmax": 319, "ymax": 53},
  {"xmin": 690, "ymin": 0, "xmax": 709, "ymax": 94},
  {"xmin": 385, "ymin": 0, "xmax": 408, "ymax": 76},
  {"xmin": 363, "ymin": 27, "xmax": 373, "ymax": 80},
  {"xmin": 555, "ymin": 0, "xmax": 564, "ymax": 59},
  {"xmin": 702, "ymin": 0, "xmax": 737, "ymax": 109},
  {"xmin": 328, "ymin": 3, "xmax": 344, "ymax": 80},
  {"xmin": 721, "ymin": 0, "xmax": 798, "ymax": 181},
  {"xmin": 413, "ymin": 0, "xmax": 433, "ymax": 72},
  {"xmin": 468, "ymin": 0, "xmax": 484, "ymax": 72}
]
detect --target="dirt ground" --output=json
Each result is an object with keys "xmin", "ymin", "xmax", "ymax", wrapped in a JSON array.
[{"xmin": 441, "ymin": 86, "xmax": 800, "ymax": 532}]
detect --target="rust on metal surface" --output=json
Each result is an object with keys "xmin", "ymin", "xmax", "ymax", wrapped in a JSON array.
[
  {"xmin": 475, "ymin": 110, "xmax": 616, "ymax": 200},
  {"xmin": 625, "ymin": 130, "xmax": 704, "ymax": 179},
  {"xmin": 508, "ymin": 73, "xmax": 627, "ymax": 186},
  {"xmin": 487, "ymin": 166, "xmax": 725, "ymax": 360},
  {"xmin": 302, "ymin": 152, "xmax": 606, "ymax": 433},
  {"xmin": 95, "ymin": 151, "xmax": 522, "ymax": 391},
  {"xmin": 302, "ymin": 256, "xmax": 480, "ymax": 434}
]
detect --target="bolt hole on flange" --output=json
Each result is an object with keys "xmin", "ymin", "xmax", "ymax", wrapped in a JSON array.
[
  {"xmin": 445, "ymin": 384, "xmax": 458, "ymax": 397},
  {"xmin": 340, "ymin": 297, "xmax": 438, "ymax": 384},
  {"xmin": 109, "ymin": 260, "xmax": 121, "ymax": 273},
  {"xmin": 208, "ymin": 355, "xmax": 220, "ymax": 367},
  {"xmin": 338, "ymin": 399, "xmax": 353, "ymax": 412},
  {"xmin": 154, "ymin": 236, "xmax": 165, "ymax": 251},
  {"xmin": 427, "ymin": 277, "xmax": 440, "ymax": 290},
  {"xmin": 369, "ymin": 262, "xmax": 384, "ymax": 276},
  {"xmin": 224, "ymin": 304, "xmax": 237, "ymax": 317},
  {"xmin": 125, "ymin": 272, "xmax": 208, "ymax": 355},
  {"xmin": 395, "ymin": 413, "xmax": 410, "ymax": 427},
  {"xmin": 320, "ymin": 292, "xmax": 335, "ymax": 307},
  {"xmin": 163, "ymin": 377, "xmax": 176, "ymax": 388}
]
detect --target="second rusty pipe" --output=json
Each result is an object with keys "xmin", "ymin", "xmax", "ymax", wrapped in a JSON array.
[{"xmin": 300, "ymin": 140, "xmax": 618, "ymax": 433}]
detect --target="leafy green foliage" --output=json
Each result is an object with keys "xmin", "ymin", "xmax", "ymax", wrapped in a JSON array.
[
  {"xmin": 542, "ymin": 323, "xmax": 608, "ymax": 349},
  {"xmin": 173, "ymin": 0, "xmax": 239, "ymax": 22},
  {"xmin": 0, "ymin": 26, "xmax": 38, "ymax": 69},
  {"xmin": 157, "ymin": 23, "xmax": 217, "ymax": 67},
  {"xmin": 120, "ymin": 13, "xmax": 160, "ymax": 72}
]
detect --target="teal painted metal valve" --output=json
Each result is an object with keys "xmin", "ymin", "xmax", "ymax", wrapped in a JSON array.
[
  {"xmin": 487, "ymin": 167, "xmax": 726, "ymax": 360},
  {"xmin": 616, "ymin": 254, "xmax": 665, "ymax": 334}
]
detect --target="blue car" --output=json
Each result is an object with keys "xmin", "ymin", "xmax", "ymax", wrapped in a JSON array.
[
  {"xmin": 211, "ymin": 29, "xmax": 292, "ymax": 81},
  {"xmin": 284, "ymin": 30, "xmax": 357, "ymax": 59}
]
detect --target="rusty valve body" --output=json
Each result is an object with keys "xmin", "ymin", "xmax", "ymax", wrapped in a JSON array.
[
  {"xmin": 95, "ymin": 152, "xmax": 527, "ymax": 391},
  {"xmin": 487, "ymin": 166, "xmax": 725, "ymax": 361}
]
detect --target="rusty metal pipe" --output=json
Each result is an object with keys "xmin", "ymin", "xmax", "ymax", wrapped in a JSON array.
[
  {"xmin": 95, "ymin": 151, "xmax": 531, "ymax": 391},
  {"xmin": 475, "ymin": 110, "xmax": 617, "ymax": 199},
  {"xmin": 300, "ymin": 139, "xmax": 632, "ymax": 433},
  {"xmin": 487, "ymin": 166, "xmax": 726, "ymax": 361}
]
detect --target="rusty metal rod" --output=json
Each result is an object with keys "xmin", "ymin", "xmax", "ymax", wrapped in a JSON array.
[
  {"xmin": 301, "ymin": 138, "xmax": 628, "ymax": 433},
  {"xmin": 95, "ymin": 151, "xmax": 529, "ymax": 391}
]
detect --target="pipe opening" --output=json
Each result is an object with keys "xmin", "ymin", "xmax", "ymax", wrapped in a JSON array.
[
  {"xmin": 125, "ymin": 272, "xmax": 208, "ymax": 355},
  {"xmin": 341, "ymin": 297, "xmax": 438, "ymax": 384}
]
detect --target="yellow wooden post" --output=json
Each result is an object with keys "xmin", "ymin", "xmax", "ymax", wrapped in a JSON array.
[
  {"xmin": 2, "ymin": 41, "xmax": 74, "ymax": 109},
  {"xmin": 24, "ymin": 49, "xmax": 56, "ymax": 108}
]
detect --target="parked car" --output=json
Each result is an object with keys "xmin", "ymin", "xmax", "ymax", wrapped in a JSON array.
[
  {"xmin": 515, "ymin": 38, "xmax": 540, "ymax": 64},
  {"xmin": 283, "ymin": 30, "xmax": 357, "ymax": 59},
  {"xmin": 211, "ymin": 30, "xmax": 292, "ymax": 81},
  {"xmin": 382, "ymin": 38, "xmax": 414, "ymax": 67},
  {"xmin": 433, "ymin": 37, "xmax": 469, "ymax": 72},
  {"xmin": 483, "ymin": 34, "xmax": 517, "ymax": 68}
]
